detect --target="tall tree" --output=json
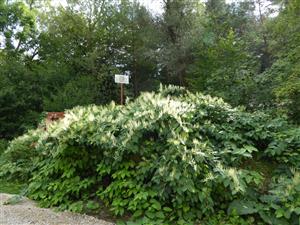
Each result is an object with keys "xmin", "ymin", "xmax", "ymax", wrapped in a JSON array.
[
  {"xmin": 119, "ymin": 0, "xmax": 160, "ymax": 96},
  {"xmin": 261, "ymin": 0, "xmax": 300, "ymax": 122},
  {"xmin": 0, "ymin": 0, "xmax": 41, "ymax": 138},
  {"xmin": 158, "ymin": 0, "xmax": 203, "ymax": 86},
  {"xmin": 188, "ymin": 0, "xmax": 260, "ymax": 107}
]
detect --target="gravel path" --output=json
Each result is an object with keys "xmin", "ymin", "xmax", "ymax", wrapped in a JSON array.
[{"xmin": 0, "ymin": 193, "xmax": 115, "ymax": 225}]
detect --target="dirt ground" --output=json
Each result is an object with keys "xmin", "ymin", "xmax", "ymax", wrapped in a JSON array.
[{"xmin": 0, "ymin": 193, "xmax": 115, "ymax": 225}]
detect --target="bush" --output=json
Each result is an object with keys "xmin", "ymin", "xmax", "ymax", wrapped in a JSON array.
[
  {"xmin": 2, "ymin": 86, "xmax": 299, "ymax": 224},
  {"xmin": 265, "ymin": 127, "xmax": 300, "ymax": 167},
  {"xmin": 43, "ymin": 76, "xmax": 99, "ymax": 111},
  {"xmin": 0, "ymin": 129, "xmax": 44, "ymax": 181},
  {"xmin": 0, "ymin": 139, "xmax": 8, "ymax": 156},
  {"xmin": 228, "ymin": 168, "xmax": 300, "ymax": 225}
]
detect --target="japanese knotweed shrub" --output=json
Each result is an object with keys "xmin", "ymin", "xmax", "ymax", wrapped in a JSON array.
[
  {"xmin": 265, "ymin": 127, "xmax": 300, "ymax": 167},
  {"xmin": 229, "ymin": 168, "xmax": 300, "ymax": 225},
  {"xmin": 0, "ymin": 129, "xmax": 44, "ymax": 181},
  {"xmin": 3, "ymin": 86, "xmax": 299, "ymax": 224}
]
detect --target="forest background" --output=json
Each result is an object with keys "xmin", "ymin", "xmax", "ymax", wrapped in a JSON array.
[{"xmin": 0, "ymin": 0, "xmax": 299, "ymax": 139}]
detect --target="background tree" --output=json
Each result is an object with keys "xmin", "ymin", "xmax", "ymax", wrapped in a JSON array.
[
  {"xmin": 261, "ymin": 0, "xmax": 300, "ymax": 122},
  {"xmin": 0, "ymin": 0, "xmax": 299, "ymax": 139},
  {"xmin": 0, "ymin": 0, "xmax": 41, "ymax": 138},
  {"xmin": 188, "ymin": 0, "xmax": 259, "ymax": 107},
  {"xmin": 158, "ymin": 0, "xmax": 203, "ymax": 86}
]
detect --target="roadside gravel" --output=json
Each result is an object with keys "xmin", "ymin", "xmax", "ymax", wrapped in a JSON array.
[{"xmin": 0, "ymin": 193, "xmax": 115, "ymax": 225}]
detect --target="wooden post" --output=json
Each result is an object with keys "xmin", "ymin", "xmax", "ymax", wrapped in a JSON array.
[
  {"xmin": 115, "ymin": 74, "xmax": 128, "ymax": 105},
  {"xmin": 120, "ymin": 83, "xmax": 124, "ymax": 105}
]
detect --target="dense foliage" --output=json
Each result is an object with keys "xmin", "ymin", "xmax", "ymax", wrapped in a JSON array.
[
  {"xmin": 0, "ymin": 0, "xmax": 299, "ymax": 224},
  {"xmin": 1, "ymin": 86, "xmax": 299, "ymax": 224},
  {"xmin": 0, "ymin": 0, "xmax": 300, "ymax": 138}
]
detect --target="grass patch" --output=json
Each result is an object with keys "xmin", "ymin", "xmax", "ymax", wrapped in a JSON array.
[{"xmin": 0, "ymin": 179, "xmax": 26, "ymax": 194}]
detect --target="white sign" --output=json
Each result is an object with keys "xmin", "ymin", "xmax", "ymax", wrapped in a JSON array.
[{"xmin": 115, "ymin": 74, "xmax": 129, "ymax": 84}]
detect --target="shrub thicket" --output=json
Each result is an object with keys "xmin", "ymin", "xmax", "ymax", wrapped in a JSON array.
[
  {"xmin": 0, "ymin": 129, "xmax": 43, "ymax": 181},
  {"xmin": 1, "ymin": 86, "xmax": 299, "ymax": 224},
  {"xmin": 0, "ymin": 139, "xmax": 8, "ymax": 155}
]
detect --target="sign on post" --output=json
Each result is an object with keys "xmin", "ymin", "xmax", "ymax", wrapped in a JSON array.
[
  {"xmin": 115, "ymin": 74, "xmax": 129, "ymax": 105},
  {"xmin": 115, "ymin": 74, "xmax": 129, "ymax": 84}
]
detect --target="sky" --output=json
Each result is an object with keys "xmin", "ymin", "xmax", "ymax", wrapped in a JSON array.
[
  {"xmin": 138, "ymin": 0, "xmax": 272, "ymax": 16},
  {"xmin": 139, "ymin": 0, "xmax": 164, "ymax": 15},
  {"xmin": 52, "ymin": 0, "xmax": 275, "ymax": 16},
  {"xmin": 51, "ymin": 0, "xmax": 164, "ymax": 13}
]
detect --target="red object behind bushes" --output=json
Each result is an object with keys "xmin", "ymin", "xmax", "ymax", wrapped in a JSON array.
[{"xmin": 44, "ymin": 112, "xmax": 65, "ymax": 129}]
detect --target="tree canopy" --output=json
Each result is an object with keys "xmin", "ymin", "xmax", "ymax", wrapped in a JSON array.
[{"xmin": 0, "ymin": 0, "xmax": 299, "ymax": 137}]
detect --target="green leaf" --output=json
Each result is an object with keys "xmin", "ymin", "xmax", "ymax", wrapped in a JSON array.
[
  {"xmin": 228, "ymin": 200, "xmax": 259, "ymax": 215},
  {"xmin": 132, "ymin": 210, "xmax": 143, "ymax": 218},
  {"xmin": 163, "ymin": 207, "xmax": 173, "ymax": 212},
  {"xmin": 86, "ymin": 201, "xmax": 99, "ymax": 210},
  {"xmin": 150, "ymin": 199, "xmax": 161, "ymax": 210},
  {"xmin": 145, "ymin": 211, "xmax": 155, "ymax": 219},
  {"xmin": 156, "ymin": 211, "xmax": 165, "ymax": 219}
]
